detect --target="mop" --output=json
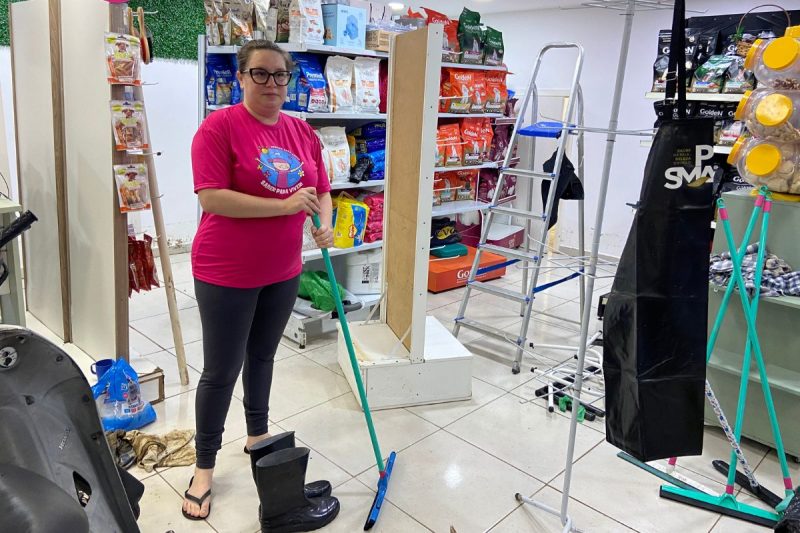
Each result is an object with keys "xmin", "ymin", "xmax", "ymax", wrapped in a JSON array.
[
  {"xmin": 659, "ymin": 191, "xmax": 796, "ymax": 527},
  {"xmin": 312, "ymin": 214, "xmax": 396, "ymax": 531}
]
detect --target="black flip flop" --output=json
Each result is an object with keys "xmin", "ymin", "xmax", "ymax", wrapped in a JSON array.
[{"xmin": 182, "ymin": 477, "xmax": 211, "ymax": 521}]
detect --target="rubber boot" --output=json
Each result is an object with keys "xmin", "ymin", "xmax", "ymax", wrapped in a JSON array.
[
  {"xmin": 256, "ymin": 447, "xmax": 340, "ymax": 533},
  {"xmin": 249, "ymin": 432, "xmax": 331, "ymax": 498}
]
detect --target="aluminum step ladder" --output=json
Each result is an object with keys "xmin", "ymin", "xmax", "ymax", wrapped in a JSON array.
[{"xmin": 453, "ymin": 43, "xmax": 586, "ymax": 374}]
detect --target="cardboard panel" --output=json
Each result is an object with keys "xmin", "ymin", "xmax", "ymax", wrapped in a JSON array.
[
  {"xmin": 60, "ymin": 0, "xmax": 119, "ymax": 358},
  {"xmin": 11, "ymin": 0, "xmax": 67, "ymax": 338},
  {"xmin": 384, "ymin": 26, "xmax": 440, "ymax": 359}
]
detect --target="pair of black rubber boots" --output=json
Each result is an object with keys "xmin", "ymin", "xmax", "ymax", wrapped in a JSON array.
[{"xmin": 249, "ymin": 431, "xmax": 340, "ymax": 532}]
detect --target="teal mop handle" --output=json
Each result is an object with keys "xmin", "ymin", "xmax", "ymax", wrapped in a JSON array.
[
  {"xmin": 707, "ymin": 188, "xmax": 768, "ymax": 363},
  {"xmin": 725, "ymin": 195, "xmax": 771, "ymax": 492},
  {"xmin": 311, "ymin": 214, "xmax": 386, "ymax": 473},
  {"xmin": 718, "ymin": 199, "xmax": 793, "ymax": 494}
]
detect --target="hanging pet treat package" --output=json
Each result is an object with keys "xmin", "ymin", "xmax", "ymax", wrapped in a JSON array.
[
  {"xmin": 734, "ymin": 88, "xmax": 800, "ymax": 143},
  {"xmin": 92, "ymin": 359, "xmax": 157, "ymax": 432},
  {"xmin": 289, "ymin": 0, "xmax": 324, "ymax": 45},
  {"xmin": 436, "ymin": 123, "xmax": 463, "ymax": 167},
  {"xmin": 105, "ymin": 33, "xmax": 142, "ymax": 85},
  {"xmin": 483, "ymin": 27, "xmax": 504, "ymax": 66},
  {"xmin": 353, "ymin": 57, "xmax": 381, "ymax": 114},
  {"xmin": 227, "ymin": 0, "xmax": 255, "ymax": 45},
  {"xmin": 440, "ymin": 69, "xmax": 474, "ymax": 113},
  {"xmin": 319, "ymin": 127, "xmax": 350, "ymax": 184},
  {"xmin": 114, "ymin": 164, "xmax": 151, "ymax": 213},
  {"xmin": 727, "ymin": 137, "xmax": 800, "ymax": 193},
  {"xmin": 469, "ymin": 72, "xmax": 487, "ymax": 113},
  {"xmin": 111, "ymin": 100, "xmax": 149, "ymax": 152},
  {"xmin": 326, "ymin": 56, "xmax": 355, "ymax": 113},
  {"xmin": 691, "ymin": 55, "xmax": 734, "ymax": 93},
  {"xmin": 458, "ymin": 8, "xmax": 484, "ymax": 64},
  {"xmin": 423, "ymin": 7, "xmax": 460, "ymax": 63}
]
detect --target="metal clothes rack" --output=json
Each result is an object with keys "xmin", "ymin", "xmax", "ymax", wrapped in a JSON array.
[{"xmin": 512, "ymin": 1, "xmax": 690, "ymax": 531}]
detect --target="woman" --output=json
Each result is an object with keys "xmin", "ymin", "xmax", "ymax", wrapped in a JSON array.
[{"xmin": 184, "ymin": 40, "xmax": 333, "ymax": 520}]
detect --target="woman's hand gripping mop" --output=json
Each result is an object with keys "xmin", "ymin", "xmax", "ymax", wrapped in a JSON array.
[{"xmin": 312, "ymin": 214, "xmax": 396, "ymax": 531}]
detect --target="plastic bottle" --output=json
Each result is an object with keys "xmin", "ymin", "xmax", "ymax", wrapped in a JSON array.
[
  {"xmin": 734, "ymin": 89, "xmax": 800, "ymax": 143},
  {"xmin": 745, "ymin": 29, "xmax": 800, "ymax": 90},
  {"xmin": 727, "ymin": 137, "xmax": 800, "ymax": 193}
]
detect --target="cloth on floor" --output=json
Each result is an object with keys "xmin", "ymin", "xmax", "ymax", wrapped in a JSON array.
[
  {"xmin": 106, "ymin": 429, "xmax": 196, "ymax": 472},
  {"xmin": 709, "ymin": 243, "xmax": 800, "ymax": 297},
  {"xmin": 540, "ymin": 151, "xmax": 584, "ymax": 230}
]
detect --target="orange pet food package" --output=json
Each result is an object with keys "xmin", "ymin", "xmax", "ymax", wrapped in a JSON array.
[
  {"xmin": 423, "ymin": 7, "xmax": 460, "ymax": 63},
  {"xmin": 439, "ymin": 68, "xmax": 474, "ymax": 114},
  {"xmin": 436, "ymin": 123, "xmax": 463, "ymax": 167},
  {"xmin": 460, "ymin": 118, "xmax": 488, "ymax": 165},
  {"xmin": 484, "ymin": 71, "xmax": 508, "ymax": 114},
  {"xmin": 481, "ymin": 119, "xmax": 495, "ymax": 162},
  {"xmin": 470, "ymin": 72, "xmax": 487, "ymax": 113}
]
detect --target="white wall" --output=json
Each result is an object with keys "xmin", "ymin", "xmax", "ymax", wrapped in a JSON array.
[
  {"xmin": 483, "ymin": 0, "xmax": 761, "ymax": 258},
  {"xmin": 0, "ymin": 47, "xmax": 18, "ymax": 201},
  {"xmin": 0, "ymin": 49, "xmax": 199, "ymax": 247}
]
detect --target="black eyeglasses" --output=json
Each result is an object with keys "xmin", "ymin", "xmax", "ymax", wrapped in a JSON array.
[{"xmin": 243, "ymin": 68, "xmax": 292, "ymax": 86}]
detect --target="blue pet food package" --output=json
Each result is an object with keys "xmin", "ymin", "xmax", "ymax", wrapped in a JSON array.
[
  {"xmin": 287, "ymin": 53, "xmax": 328, "ymax": 112},
  {"xmin": 350, "ymin": 121, "xmax": 386, "ymax": 140},
  {"xmin": 322, "ymin": 3, "xmax": 367, "ymax": 48},
  {"xmin": 206, "ymin": 54, "xmax": 236, "ymax": 106},
  {"xmin": 284, "ymin": 63, "xmax": 304, "ymax": 111},
  {"xmin": 92, "ymin": 359, "xmax": 157, "ymax": 431},
  {"xmin": 355, "ymin": 137, "xmax": 385, "ymax": 154},
  {"xmin": 358, "ymin": 149, "xmax": 385, "ymax": 172}
]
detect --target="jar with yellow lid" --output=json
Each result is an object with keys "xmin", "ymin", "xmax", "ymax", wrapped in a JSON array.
[
  {"xmin": 734, "ymin": 88, "xmax": 800, "ymax": 143},
  {"xmin": 745, "ymin": 34, "xmax": 800, "ymax": 90},
  {"xmin": 727, "ymin": 137, "xmax": 800, "ymax": 193}
]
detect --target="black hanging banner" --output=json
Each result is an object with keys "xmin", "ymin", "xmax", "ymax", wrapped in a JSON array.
[{"xmin": 602, "ymin": 0, "xmax": 715, "ymax": 462}]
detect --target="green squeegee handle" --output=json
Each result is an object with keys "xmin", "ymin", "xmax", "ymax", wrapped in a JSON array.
[{"xmin": 312, "ymin": 214, "xmax": 386, "ymax": 474}]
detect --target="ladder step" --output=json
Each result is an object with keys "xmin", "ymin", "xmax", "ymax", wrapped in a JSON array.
[
  {"xmin": 456, "ymin": 318, "xmax": 520, "ymax": 344},
  {"xmin": 469, "ymin": 280, "xmax": 529, "ymax": 303},
  {"xmin": 490, "ymin": 206, "xmax": 545, "ymax": 220},
  {"xmin": 501, "ymin": 168, "xmax": 555, "ymax": 180},
  {"xmin": 481, "ymin": 244, "xmax": 539, "ymax": 263}
]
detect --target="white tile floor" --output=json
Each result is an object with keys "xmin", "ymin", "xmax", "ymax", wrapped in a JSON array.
[{"xmin": 30, "ymin": 254, "xmax": 784, "ymax": 533}]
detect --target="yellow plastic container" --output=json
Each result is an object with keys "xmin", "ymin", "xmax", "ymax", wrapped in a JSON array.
[
  {"xmin": 745, "ymin": 35, "xmax": 800, "ymax": 90},
  {"xmin": 728, "ymin": 137, "xmax": 800, "ymax": 193},
  {"xmin": 734, "ymin": 89, "xmax": 800, "ymax": 142}
]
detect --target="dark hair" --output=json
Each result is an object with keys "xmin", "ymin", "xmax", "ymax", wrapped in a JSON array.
[{"xmin": 237, "ymin": 40, "xmax": 294, "ymax": 72}]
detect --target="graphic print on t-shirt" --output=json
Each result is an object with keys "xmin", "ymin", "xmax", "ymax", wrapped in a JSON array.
[{"xmin": 256, "ymin": 147, "xmax": 305, "ymax": 194}]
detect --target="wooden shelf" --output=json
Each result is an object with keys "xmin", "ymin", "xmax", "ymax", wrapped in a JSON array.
[
  {"xmin": 645, "ymin": 91, "xmax": 744, "ymax": 102},
  {"xmin": 432, "ymin": 200, "xmax": 490, "ymax": 217},
  {"xmin": 439, "ymin": 112, "xmax": 505, "ymax": 119},
  {"xmin": 434, "ymin": 162, "xmax": 498, "ymax": 172},
  {"xmin": 441, "ymin": 62, "xmax": 508, "ymax": 72}
]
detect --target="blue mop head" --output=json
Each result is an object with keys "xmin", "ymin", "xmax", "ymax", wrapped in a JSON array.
[{"xmin": 364, "ymin": 451, "xmax": 397, "ymax": 531}]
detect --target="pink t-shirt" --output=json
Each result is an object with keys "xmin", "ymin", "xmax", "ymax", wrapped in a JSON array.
[{"xmin": 191, "ymin": 104, "xmax": 330, "ymax": 288}]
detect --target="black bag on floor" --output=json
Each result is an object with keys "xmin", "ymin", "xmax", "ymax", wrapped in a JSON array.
[{"xmin": 602, "ymin": 0, "xmax": 714, "ymax": 462}]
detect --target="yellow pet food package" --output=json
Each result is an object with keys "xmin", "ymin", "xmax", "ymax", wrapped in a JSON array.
[{"xmin": 332, "ymin": 194, "xmax": 370, "ymax": 248}]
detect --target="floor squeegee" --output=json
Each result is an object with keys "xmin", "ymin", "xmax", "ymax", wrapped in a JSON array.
[{"xmin": 312, "ymin": 214, "xmax": 396, "ymax": 531}]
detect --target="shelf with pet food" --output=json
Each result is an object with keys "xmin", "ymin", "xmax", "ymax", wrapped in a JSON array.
[
  {"xmin": 441, "ymin": 61, "xmax": 508, "ymax": 72},
  {"xmin": 301, "ymin": 240, "xmax": 383, "ymax": 263},
  {"xmin": 282, "ymin": 111, "xmax": 387, "ymax": 121},
  {"xmin": 431, "ymin": 200, "xmax": 491, "ymax": 217},
  {"xmin": 434, "ymin": 162, "xmax": 499, "ymax": 172},
  {"xmin": 645, "ymin": 91, "xmax": 744, "ymax": 102},
  {"xmin": 439, "ymin": 112, "xmax": 505, "ymax": 119},
  {"xmin": 330, "ymin": 180, "xmax": 385, "ymax": 190},
  {"xmin": 206, "ymin": 44, "xmax": 389, "ymax": 59}
]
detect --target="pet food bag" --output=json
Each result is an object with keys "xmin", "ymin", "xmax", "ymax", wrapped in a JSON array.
[
  {"xmin": 480, "ymin": 119, "xmax": 494, "ymax": 162},
  {"xmin": 332, "ymin": 195, "xmax": 370, "ymax": 248},
  {"xmin": 470, "ymin": 72, "xmax": 487, "ymax": 113},
  {"xmin": 353, "ymin": 57, "xmax": 381, "ymax": 114},
  {"xmin": 460, "ymin": 118, "xmax": 486, "ymax": 165},
  {"xmin": 484, "ymin": 71, "xmax": 508, "ymax": 114},
  {"xmin": 436, "ymin": 123, "xmax": 463, "ymax": 167},
  {"xmin": 326, "ymin": 56, "xmax": 355, "ymax": 113},
  {"xmin": 347, "ymin": 135, "xmax": 357, "ymax": 167},
  {"xmin": 227, "ymin": 0, "xmax": 255, "ymax": 45},
  {"xmin": 206, "ymin": 54, "xmax": 236, "ymax": 106},
  {"xmin": 318, "ymin": 127, "xmax": 350, "ymax": 183},
  {"xmin": 289, "ymin": 0, "xmax": 324, "ymax": 45},
  {"xmin": 276, "ymin": 0, "xmax": 292, "ymax": 42},
  {"xmin": 458, "ymin": 8, "xmax": 484, "ymax": 64},
  {"xmin": 691, "ymin": 55, "xmax": 733, "ymax": 93},
  {"xmin": 205, "ymin": 0, "xmax": 224, "ymax": 45},
  {"xmin": 423, "ymin": 7, "xmax": 460, "ymax": 63},
  {"xmin": 350, "ymin": 121, "xmax": 386, "ymax": 139},
  {"xmin": 483, "ymin": 27, "xmax": 504, "ymax": 66},
  {"xmin": 105, "ymin": 33, "xmax": 142, "ymax": 85},
  {"xmin": 288, "ymin": 53, "xmax": 328, "ymax": 112},
  {"xmin": 92, "ymin": 359, "xmax": 157, "ymax": 432},
  {"xmin": 114, "ymin": 164, "xmax": 151, "ymax": 213},
  {"xmin": 355, "ymin": 137, "xmax": 385, "ymax": 154},
  {"xmin": 440, "ymin": 69, "xmax": 474, "ymax": 113},
  {"xmin": 379, "ymin": 60, "xmax": 389, "ymax": 113},
  {"xmin": 255, "ymin": 0, "xmax": 278, "ymax": 40},
  {"xmin": 111, "ymin": 100, "xmax": 149, "ymax": 152}
]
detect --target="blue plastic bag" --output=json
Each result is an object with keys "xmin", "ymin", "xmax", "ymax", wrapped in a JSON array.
[{"xmin": 91, "ymin": 359, "xmax": 157, "ymax": 431}]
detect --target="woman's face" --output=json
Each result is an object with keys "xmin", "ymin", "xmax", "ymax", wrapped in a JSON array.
[{"xmin": 238, "ymin": 49, "xmax": 290, "ymax": 115}]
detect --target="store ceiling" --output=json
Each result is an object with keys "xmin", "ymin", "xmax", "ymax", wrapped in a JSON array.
[{"xmin": 409, "ymin": 0, "xmax": 590, "ymax": 16}]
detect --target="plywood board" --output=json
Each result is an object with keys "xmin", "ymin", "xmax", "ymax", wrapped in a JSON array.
[
  {"xmin": 11, "ymin": 0, "xmax": 67, "ymax": 338},
  {"xmin": 60, "ymin": 0, "xmax": 118, "ymax": 357},
  {"xmin": 384, "ymin": 26, "xmax": 441, "ymax": 359}
]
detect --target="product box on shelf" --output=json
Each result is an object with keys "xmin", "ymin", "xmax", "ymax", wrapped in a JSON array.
[
  {"xmin": 366, "ymin": 28, "xmax": 396, "ymax": 52},
  {"xmin": 322, "ymin": 4, "xmax": 367, "ymax": 49},
  {"xmin": 428, "ymin": 245, "xmax": 506, "ymax": 293}
]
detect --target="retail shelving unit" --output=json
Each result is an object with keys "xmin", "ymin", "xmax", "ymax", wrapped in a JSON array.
[{"xmin": 197, "ymin": 37, "xmax": 390, "ymax": 348}]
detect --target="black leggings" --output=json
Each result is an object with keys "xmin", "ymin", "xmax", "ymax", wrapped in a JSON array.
[{"xmin": 193, "ymin": 276, "xmax": 299, "ymax": 469}]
